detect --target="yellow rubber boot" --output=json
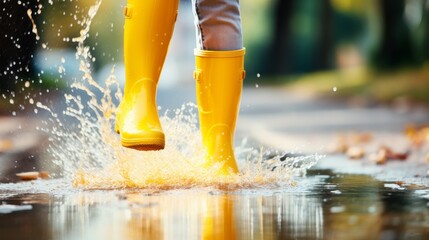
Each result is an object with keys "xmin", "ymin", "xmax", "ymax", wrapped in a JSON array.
[
  {"xmin": 116, "ymin": 0, "xmax": 179, "ymax": 150},
  {"xmin": 194, "ymin": 49, "xmax": 246, "ymax": 175}
]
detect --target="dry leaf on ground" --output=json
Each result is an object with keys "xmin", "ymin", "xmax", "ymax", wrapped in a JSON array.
[
  {"xmin": 346, "ymin": 146, "xmax": 365, "ymax": 159},
  {"xmin": 16, "ymin": 171, "xmax": 50, "ymax": 181},
  {"xmin": 16, "ymin": 172, "xmax": 40, "ymax": 181},
  {"xmin": 405, "ymin": 124, "xmax": 429, "ymax": 147},
  {"xmin": 370, "ymin": 146, "xmax": 409, "ymax": 165},
  {"xmin": 0, "ymin": 139, "xmax": 13, "ymax": 152},
  {"xmin": 369, "ymin": 148, "xmax": 387, "ymax": 165}
]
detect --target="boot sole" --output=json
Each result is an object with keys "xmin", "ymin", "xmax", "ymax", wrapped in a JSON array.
[
  {"xmin": 121, "ymin": 137, "xmax": 165, "ymax": 151},
  {"xmin": 116, "ymin": 122, "xmax": 165, "ymax": 151}
]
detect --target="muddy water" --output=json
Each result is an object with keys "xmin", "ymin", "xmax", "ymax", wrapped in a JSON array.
[{"xmin": 1, "ymin": 169, "xmax": 428, "ymax": 240}]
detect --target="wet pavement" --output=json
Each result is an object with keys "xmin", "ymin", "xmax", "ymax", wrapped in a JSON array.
[
  {"xmin": 1, "ymin": 86, "xmax": 429, "ymax": 239},
  {"xmin": 0, "ymin": 170, "xmax": 428, "ymax": 240},
  {"xmin": 0, "ymin": 117, "xmax": 48, "ymax": 182},
  {"xmin": 238, "ymin": 87, "xmax": 429, "ymax": 151}
]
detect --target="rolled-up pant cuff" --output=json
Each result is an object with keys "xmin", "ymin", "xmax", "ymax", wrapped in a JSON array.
[{"xmin": 192, "ymin": 0, "xmax": 243, "ymax": 51}]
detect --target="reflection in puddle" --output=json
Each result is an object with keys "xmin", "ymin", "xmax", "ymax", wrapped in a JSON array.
[
  {"xmin": 1, "ymin": 191, "xmax": 324, "ymax": 239},
  {"xmin": 1, "ymin": 170, "xmax": 428, "ymax": 239},
  {"xmin": 1, "ymin": 1, "xmax": 427, "ymax": 238}
]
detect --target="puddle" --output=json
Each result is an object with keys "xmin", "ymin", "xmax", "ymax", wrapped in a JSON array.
[
  {"xmin": 1, "ymin": 169, "xmax": 428, "ymax": 239},
  {"xmin": 2, "ymin": 1, "xmax": 429, "ymax": 239}
]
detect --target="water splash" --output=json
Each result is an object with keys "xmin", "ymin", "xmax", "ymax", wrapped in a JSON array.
[
  {"xmin": 30, "ymin": 0, "xmax": 322, "ymax": 190},
  {"xmin": 45, "ymin": 74, "xmax": 321, "ymax": 189},
  {"xmin": 26, "ymin": 9, "xmax": 40, "ymax": 41}
]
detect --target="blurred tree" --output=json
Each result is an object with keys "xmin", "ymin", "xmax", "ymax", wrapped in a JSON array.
[
  {"xmin": 423, "ymin": 0, "xmax": 429, "ymax": 61},
  {"xmin": 318, "ymin": 0, "xmax": 334, "ymax": 70},
  {"xmin": 372, "ymin": 0, "xmax": 417, "ymax": 69},
  {"xmin": 269, "ymin": 0, "xmax": 334, "ymax": 75},
  {"xmin": 269, "ymin": 0, "xmax": 295, "ymax": 75}
]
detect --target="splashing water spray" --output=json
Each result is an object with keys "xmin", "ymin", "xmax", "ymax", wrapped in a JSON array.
[{"xmin": 24, "ymin": 0, "xmax": 322, "ymax": 190}]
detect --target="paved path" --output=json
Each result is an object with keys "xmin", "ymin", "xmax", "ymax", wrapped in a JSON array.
[
  {"xmin": 0, "ymin": 117, "xmax": 47, "ymax": 182},
  {"xmin": 236, "ymin": 86, "xmax": 429, "ymax": 185},
  {"xmin": 238, "ymin": 86, "xmax": 429, "ymax": 151},
  {"xmin": 155, "ymin": 84, "xmax": 428, "ymax": 151},
  {"xmin": 1, "ymin": 85, "xmax": 429, "ymax": 184}
]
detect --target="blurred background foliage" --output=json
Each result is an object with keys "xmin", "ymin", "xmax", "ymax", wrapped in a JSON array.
[
  {"xmin": 241, "ymin": 0, "xmax": 429, "ymax": 104},
  {"xmin": 1, "ymin": 0, "xmax": 429, "ymax": 114},
  {"xmin": 243, "ymin": 0, "xmax": 429, "ymax": 74}
]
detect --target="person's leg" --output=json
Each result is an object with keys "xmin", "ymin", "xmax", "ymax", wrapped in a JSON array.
[
  {"xmin": 192, "ymin": 0, "xmax": 245, "ymax": 175},
  {"xmin": 192, "ymin": 0, "xmax": 243, "ymax": 50},
  {"xmin": 116, "ymin": 0, "xmax": 179, "ymax": 150}
]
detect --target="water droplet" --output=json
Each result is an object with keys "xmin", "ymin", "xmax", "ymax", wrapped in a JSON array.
[
  {"xmin": 255, "ymin": 84, "xmax": 259, "ymax": 88},
  {"xmin": 333, "ymin": 86, "xmax": 337, "ymax": 92},
  {"xmin": 9, "ymin": 99, "xmax": 14, "ymax": 104},
  {"xmin": 24, "ymin": 81, "xmax": 30, "ymax": 88},
  {"xmin": 257, "ymin": 73, "xmax": 261, "ymax": 78}
]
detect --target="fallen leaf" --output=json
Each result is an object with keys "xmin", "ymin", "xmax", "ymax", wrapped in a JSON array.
[
  {"xmin": 16, "ymin": 172, "xmax": 39, "ymax": 181},
  {"xmin": 405, "ymin": 124, "xmax": 429, "ymax": 147},
  {"xmin": 380, "ymin": 146, "xmax": 409, "ymax": 161},
  {"xmin": 0, "ymin": 139, "xmax": 13, "ymax": 152},
  {"xmin": 369, "ymin": 148, "xmax": 387, "ymax": 165},
  {"xmin": 395, "ymin": 181, "xmax": 405, "ymax": 186},
  {"xmin": 39, "ymin": 171, "xmax": 49, "ymax": 179},
  {"xmin": 347, "ymin": 146, "xmax": 365, "ymax": 159}
]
